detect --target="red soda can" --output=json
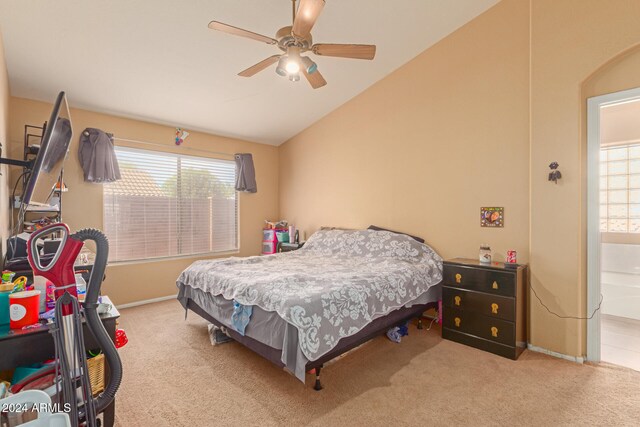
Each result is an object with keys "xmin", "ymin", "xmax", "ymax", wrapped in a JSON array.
[{"xmin": 506, "ymin": 250, "xmax": 517, "ymax": 263}]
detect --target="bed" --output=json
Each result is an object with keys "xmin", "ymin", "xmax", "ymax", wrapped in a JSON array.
[{"xmin": 177, "ymin": 228, "xmax": 443, "ymax": 390}]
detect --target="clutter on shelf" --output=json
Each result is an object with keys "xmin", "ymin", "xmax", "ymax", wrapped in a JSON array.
[
  {"xmin": 0, "ymin": 267, "xmax": 115, "ymax": 331},
  {"xmin": 262, "ymin": 220, "xmax": 302, "ymax": 255},
  {"xmin": 264, "ymin": 219, "xmax": 288, "ymax": 229}
]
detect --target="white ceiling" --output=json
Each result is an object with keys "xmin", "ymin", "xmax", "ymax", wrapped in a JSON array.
[{"xmin": 0, "ymin": 0, "xmax": 498, "ymax": 145}]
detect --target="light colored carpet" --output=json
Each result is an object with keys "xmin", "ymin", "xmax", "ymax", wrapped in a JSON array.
[{"xmin": 114, "ymin": 300, "xmax": 640, "ymax": 426}]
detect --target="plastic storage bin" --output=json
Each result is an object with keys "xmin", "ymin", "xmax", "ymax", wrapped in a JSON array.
[
  {"xmin": 262, "ymin": 228, "xmax": 289, "ymax": 255},
  {"xmin": 0, "ymin": 283, "xmax": 12, "ymax": 327},
  {"xmin": 262, "ymin": 241, "xmax": 277, "ymax": 255},
  {"xmin": 275, "ymin": 231, "xmax": 289, "ymax": 243},
  {"xmin": 263, "ymin": 229, "xmax": 277, "ymax": 242}
]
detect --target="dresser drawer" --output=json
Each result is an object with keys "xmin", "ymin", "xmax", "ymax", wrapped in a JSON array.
[
  {"xmin": 442, "ymin": 286, "xmax": 515, "ymax": 321},
  {"xmin": 442, "ymin": 306, "xmax": 515, "ymax": 346},
  {"xmin": 443, "ymin": 265, "xmax": 516, "ymax": 297},
  {"xmin": 442, "ymin": 328, "xmax": 519, "ymax": 360}
]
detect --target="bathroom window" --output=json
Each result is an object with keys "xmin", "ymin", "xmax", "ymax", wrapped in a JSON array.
[{"xmin": 600, "ymin": 143, "xmax": 640, "ymax": 233}]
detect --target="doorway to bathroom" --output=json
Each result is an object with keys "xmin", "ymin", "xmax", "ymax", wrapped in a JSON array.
[{"xmin": 587, "ymin": 87, "xmax": 640, "ymax": 371}]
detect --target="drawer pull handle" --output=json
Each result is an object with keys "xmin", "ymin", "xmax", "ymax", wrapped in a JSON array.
[
  {"xmin": 455, "ymin": 273, "xmax": 462, "ymax": 284},
  {"xmin": 491, "ymin": 326, "xmax": 498, "ymax": 338},
  {"xmin": 454, "ymin": 296, "xmax": 461, "ymax": 306},
  {"xmin": 491, "ymin": 303, "xmax": 499, "ymax": 314},
  {"xmin": 454, "ymin": 317, "xmax": 461, "ymax": 328},
  {"xmin": 492, "ymin": 281, "xmax": 499, "ymax": 290}
]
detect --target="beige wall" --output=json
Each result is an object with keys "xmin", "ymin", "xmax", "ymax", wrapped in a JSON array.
[
  {"xmin": 0, "ymin": 31, "xmax": 9, "ymax": 258},
  {"xmin": 280, "ymin": 0, "xmax": 531, "ymax": 264},
  {"xmin": 280, "ymin": 0, "xmax": 640, "ymax": 358},
  {"xmin": 530, "ymin": 0, "xmax": 640, "ymax": 357},
  {"xmin": 584, "ymin": 47, "xmax": 640, "ymax": 247},
  {"xmin": 8, "ymin": 97, "xmax": 278, "ymax": 305}
]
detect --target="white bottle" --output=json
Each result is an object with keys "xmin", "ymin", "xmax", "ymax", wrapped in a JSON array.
[
  {"xmin": 33, "ymin": 275, "xmax": 48, "ymax": 313},
  {"xmin": 75, "ymin": 273, "xmax": 87, "ymax": 301}
]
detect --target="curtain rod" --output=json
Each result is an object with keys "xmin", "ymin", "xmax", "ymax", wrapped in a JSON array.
[{"xmin": 111, "ymin": 136, "xmax": 236, "ymax": 159}]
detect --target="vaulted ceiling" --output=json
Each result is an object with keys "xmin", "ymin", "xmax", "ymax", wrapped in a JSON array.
[{"xmin": 0, "ymin": 0, "xmax": 498, "ymax": 145}]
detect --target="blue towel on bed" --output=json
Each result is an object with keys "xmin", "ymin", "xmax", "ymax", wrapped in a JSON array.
[{"xmin": 231, "ymin": 301, "xmax": 253, "ymax": 336}]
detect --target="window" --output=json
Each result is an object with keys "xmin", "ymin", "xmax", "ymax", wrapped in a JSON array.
[
  {"xmin": 599, "ymin": 143, "xmax": 640, "ymax": 233},
  {"xmin": 103, "ymin": 147, "xmax": 238, "ymax": 262}
]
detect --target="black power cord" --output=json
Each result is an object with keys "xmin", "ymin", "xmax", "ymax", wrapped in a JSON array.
[
  {"xmin": 3, "ymin": 170, "xmax": 30, "ymax": 268},
  {"xmin": 530, "ymin": 283, "xmax": 603, "ymax": 320}
]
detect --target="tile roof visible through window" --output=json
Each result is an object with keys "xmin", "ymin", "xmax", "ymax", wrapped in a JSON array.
[{"xmin": 104, "ymin": 168, "xmax": 164, "ymax": 197}]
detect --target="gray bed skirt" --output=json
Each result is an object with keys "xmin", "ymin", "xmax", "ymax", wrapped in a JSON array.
[{"xmin": 178, "ymin": 284, "xmax": 441, "ymax": 382}]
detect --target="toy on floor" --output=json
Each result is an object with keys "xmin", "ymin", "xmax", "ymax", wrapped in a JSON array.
[
  {"xmin": 115, "ymin": 329, "xmax": 128, "ymax": 348},
  {"xmin": 208, "ymin": 324, "xmax": 233, "ymax": 345},
  {"xmin": 386, "ymin": 321, "xmax": 410, "ymax": 343}
]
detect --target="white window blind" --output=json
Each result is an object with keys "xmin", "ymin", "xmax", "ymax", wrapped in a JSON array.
[
  {"xmin": 103, "ymin": 147, "xmax": 238, "ymax": 262},
  {"xmin": 599, "ymin": 143, "xmax": 640, "ymax": 233}
]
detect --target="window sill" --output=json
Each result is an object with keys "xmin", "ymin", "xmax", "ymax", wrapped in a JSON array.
[
  {"xmin": 106, "ymin": 249, "xmax": 241, "ymax": 267},
  {"xmin": 601, "ymin": 232, "xmax": 640, "ymax": 245}
]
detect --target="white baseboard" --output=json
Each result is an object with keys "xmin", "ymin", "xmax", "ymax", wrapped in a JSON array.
[
  {"xmin": 527, "ymin": 343, "xmax": 585, "ymax": 364},
  {"xmin": 116, "ymin": 294, "xmax": 177, "ymax": 309}
]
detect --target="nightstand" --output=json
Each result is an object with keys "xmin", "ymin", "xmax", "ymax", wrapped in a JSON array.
[
  {"xmin": 277, "ymin": 242, "xmax": 304, "ymax": 253},
  {"xmin": 441, "ymin": 258, "xmax": 527, "ymax": 360}
]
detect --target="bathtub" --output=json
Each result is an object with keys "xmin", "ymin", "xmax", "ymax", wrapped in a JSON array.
[{"xmin": 601, "ymin": 243, "xmax": 640, "ymax": 320}]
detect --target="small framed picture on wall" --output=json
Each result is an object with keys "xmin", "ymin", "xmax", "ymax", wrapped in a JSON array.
[{"xmin": 481, "ymin": 207, "xmax": 504, "ymax": 227}]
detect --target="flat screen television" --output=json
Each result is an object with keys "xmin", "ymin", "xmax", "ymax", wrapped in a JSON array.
[
  {"xmin": 2, "ymin": 91, "xmax": 72, "ymax": 263},
  {"xmin": 22, "ymin": 91, "xmax": 73, "ymax": 206}
]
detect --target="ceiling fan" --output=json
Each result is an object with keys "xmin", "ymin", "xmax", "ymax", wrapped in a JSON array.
[{"xmin": 208, "ymin": 0, "xmax": 376, "ymax": 89}]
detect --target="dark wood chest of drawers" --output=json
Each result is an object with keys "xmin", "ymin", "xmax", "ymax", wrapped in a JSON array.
[{"xmin": 441, "ymin": 258, "xmax": 527, "ymax": 359}]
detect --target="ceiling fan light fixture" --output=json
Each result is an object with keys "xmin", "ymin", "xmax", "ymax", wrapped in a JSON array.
[
  {"xmin": 285, "ymin": 46, "xmax": 302, "ymax": 75},
  {"xmin": 301, "ymin": 56, "xmax": 318, "ymax": 74},
  {"xmin": 275, "ymin": 56, "xmax": 289, "ymax": 76},
  {"xmin": 285, "ymin": 59, "xmax": 300, "ymax": 75},
  {"xmin": 289, "ymin": 72, "xmax": 300, "ymax": 82}
]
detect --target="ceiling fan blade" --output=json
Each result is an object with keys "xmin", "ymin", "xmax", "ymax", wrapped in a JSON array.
[
  {"xmin": 238, "ymin": 55, "xmax": 282, "ymax": 77},
  {"xmin": 302, "ymin": 68, "xmax": 327, "ymax": 89},
  {"xmin": 292, "ymin": 0, "xmax": 325, "ymax": 39},
  {"xmin": 312, "ymin": 44, "xmax": 376, "ymax": 60},
  {"xmin": 208, "ymin": 21, "xmax": 277, "ymax": 45}
]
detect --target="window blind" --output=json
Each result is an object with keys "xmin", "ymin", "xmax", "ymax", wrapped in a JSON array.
[
  {"xmin": 103, "ymin": 147, "xmax": 238, "ymax": 262},
  {"xmin": 599, "ymin": 143, "xmax": 640, "ymax": 233}
]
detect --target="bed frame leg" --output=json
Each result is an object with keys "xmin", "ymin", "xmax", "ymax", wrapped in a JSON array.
[
  {"xmin": 417, "ymin": 317, "xmax": 424, "ymax": 330},
  {"xmin": 313, "ymin": 365, "xmax": 323, "ymax": 391}
]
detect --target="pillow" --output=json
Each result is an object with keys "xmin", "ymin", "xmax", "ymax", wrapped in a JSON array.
[
  {"xmin": 320, "ymin": 226, "xmax": 356, "ymax": 231},
  {"xmin": 367, "ymin": 225, "xmax": 425, "ymax": 243}
]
